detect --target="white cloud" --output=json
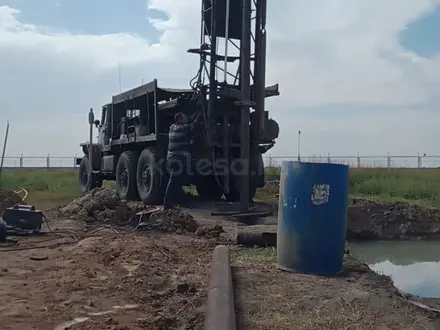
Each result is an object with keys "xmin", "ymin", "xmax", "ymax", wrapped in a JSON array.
[{"xmin": 0, "ymin": 1, "xmax": 439, "ymax": 162}]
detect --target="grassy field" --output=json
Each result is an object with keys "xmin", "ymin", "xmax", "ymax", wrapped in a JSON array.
[
  {"xmin": 0, "ymin": 169, "xmax": 82, "ymax": 208},
  {"xmin": 266, "ymin": 166, "xmax": 440, "ymax": 208},
  {"xmin": 1, "ymin": 167, "xmax": 440, "ymax": 209}
]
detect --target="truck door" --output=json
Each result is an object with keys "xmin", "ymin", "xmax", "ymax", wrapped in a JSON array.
[{"xmin": 98, "ymin": 105, "xmax": 111, "ymax": 147}]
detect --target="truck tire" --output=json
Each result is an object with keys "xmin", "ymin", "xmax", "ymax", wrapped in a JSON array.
[
  {"xmin": 136, "ymin": 148, "xmax": 165, "ymax": 205},
  {"xmin": 224, "ymin": 153, "xmax": 263, "ymax": 202},
  {"xmin": 78, "ymin": 155, "xmax": 102, "ymax": 195},
  {"xmin": 116, "ymin": 151, "xmax": 139, "ymax": 201},
  {"xmin": 195, "ymin": 175, "xmax": 223, "ymax": 200},
  {"xmin": 224, "ymin": 178, "xmax": 258, "ymax": 203}
]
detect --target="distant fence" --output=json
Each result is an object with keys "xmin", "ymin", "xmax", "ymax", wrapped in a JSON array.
[{"xmin": 2, "ymin": 153, "xmax": 440, "ymax": 169}]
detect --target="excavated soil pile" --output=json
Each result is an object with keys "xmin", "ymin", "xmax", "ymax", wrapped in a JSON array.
[
  {"xmin": 0, "ymin": 190, "xmax": 23, "ymax": 216},
  {"xmin": 148, "ymin": 209, "xmax": 224, "ymax": 238},
  {"xmin": 149, "ymin": 209, "xmax": 199, "ymax": 233},
  {"xmin": 348, "ymin": 198, "xmax": 440, "ymax": 240},
  {"xmin": 57, "ymin": 188, "xmax": 225, "ymax": 238},
  {"xmin": 57, "ymin": 188, "xmax": 142, "ymax": 225}
]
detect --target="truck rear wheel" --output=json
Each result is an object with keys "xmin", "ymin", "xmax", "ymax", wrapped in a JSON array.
[
  {"xmin": 116, "ymin": 151, "xmax": 139, "ymax": 201},
  {"xmin": 224, "ymin": 153, "xmax": 264, "ymax": 202},
  {"xmin": 136, "ymin": 148, "xmax": 165, "ymax": 205},
  {"xmin": 78, "ymin": 155, "xmax": 102, "ymax": 195},
  {"xmin": 195, "ymin": 175, "xmax": 223, "ymax": 200},
  {"xmin": 224, "ymin": 178, "xmax": 258, "ymax": 202}
]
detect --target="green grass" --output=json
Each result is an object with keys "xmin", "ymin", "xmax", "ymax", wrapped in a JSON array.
[
  {"xmin": 1, "ymin": 167, "xmax": 440, "ymax": 209},
  {"xmin": 349, "ymin": 168, "xmax": 440, "ymax": 208},
  {"xmin": 1, "ymin": 169, "xmax": 79, "ymax": 208},
  {"xmin": 265, "ymin": 167, "xmax": 281, "ymax": 181},
  {"xmin": 232, "ymin": 246, "xmax": 277, "ymax": 265},
  {"xmin": 265, "ymin": 167, "xmax": 440, "ymax": 208}
]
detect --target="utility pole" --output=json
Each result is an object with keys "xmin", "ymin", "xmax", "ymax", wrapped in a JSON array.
[
  {"xmin": 297, "ymin": 130, "xmax": 301, "ymax": 161},
  {"xmin": 0, "ymin": 121, "xmax": 10, "ymax": 190}
]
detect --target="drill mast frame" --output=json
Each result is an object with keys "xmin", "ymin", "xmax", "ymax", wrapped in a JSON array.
[{"xmin": 188, "ymin": 0, "xmax": 278, "ymax": 212}]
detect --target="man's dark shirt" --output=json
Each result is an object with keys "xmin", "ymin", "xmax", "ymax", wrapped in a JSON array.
[{"xmin": 167, "ymin": 122, "xmax": 197, "ymax": 161}]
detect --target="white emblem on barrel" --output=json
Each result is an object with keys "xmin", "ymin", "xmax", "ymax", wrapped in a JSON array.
[{"xmin": 311, "ymin": 184, "xmax": 330, "ymax": 205}]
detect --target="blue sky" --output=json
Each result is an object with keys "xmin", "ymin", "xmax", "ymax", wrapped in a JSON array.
[
  {"xmin": 0, "ymin": 0, "xmax": 439, "ymax": 159},
  {"xmin": 400, "ymin": 4, "xmax": 440, "ymax": 57},
  {"xmin": 2, "ymin": 0, "xmax": 439, "ymax": 57},
  {"xmin": 0, "ymin": 0, "xmax": 166, "ymax": 41}
]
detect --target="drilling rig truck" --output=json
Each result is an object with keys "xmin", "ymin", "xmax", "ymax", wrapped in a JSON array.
[{"xmin": 76, "ymin": 0, "xmax": 280, "ymax": 212}]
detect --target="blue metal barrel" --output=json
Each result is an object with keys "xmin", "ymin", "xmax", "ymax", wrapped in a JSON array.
[{"xmin": 277, "ymin": 161, "xmax": 349, "ymax": 276}]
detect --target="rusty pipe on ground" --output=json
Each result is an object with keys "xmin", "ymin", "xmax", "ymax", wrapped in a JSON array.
[{"xmin": 204, "ymin": 245, "xmax": 236, "ymax": 330}]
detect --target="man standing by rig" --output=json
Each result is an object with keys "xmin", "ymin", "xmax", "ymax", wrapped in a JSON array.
[{"xmin": 163, "ymin": 111, "xmax": 202, "ymax": 210}]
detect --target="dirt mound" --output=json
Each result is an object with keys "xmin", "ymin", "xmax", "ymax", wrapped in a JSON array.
[
  {"xmin": 0, "ymin": 190, "xmax": 23, "ymax": 216},
  {"xmin": 195, "ymin": 224, "xmax": 224, "ymax": 238},
  {"xmin": 148, "ymin": 209, "xmax": 224, "ymax": 238},
  {"xmin": 148, "ymin": 209, "xmax": 199, "ymax": 233},
  {"xmin": 57, "ymin": 189, "xmax": 224, "ymax": 238},
  {"xmin": 57, "ymin": 188, "xmax": 141, "ymax": 225},
  {"xmin": 348, "ymin": 199, "xmax": 440, "ymax": 240}
]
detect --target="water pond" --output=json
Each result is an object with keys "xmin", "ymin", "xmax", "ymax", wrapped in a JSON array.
[{"xmin": 349, "ymin": 241, "xmax": 440, "ymax": 298}]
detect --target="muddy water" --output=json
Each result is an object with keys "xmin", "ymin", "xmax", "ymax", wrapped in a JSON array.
[{"xmin": 349, "ymin": 241, "xmax": 440, "ymax": 298}]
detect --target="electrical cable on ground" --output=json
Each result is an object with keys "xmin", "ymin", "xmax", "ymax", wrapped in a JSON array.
[
  {"xmin": 0, "ymin": 214, "xmax": 79, "ymax": 252},
  {"xmin": 0, "ymin": 211, "xmax": 162, "ymax": 252},
  {"xmin": 0, "ymin": 187, "xmax": 82, "ymax": 250},
  {"xmin": 0, "ymin": 188, "xmax": 160, "ymax": 252},
  {"xmin": 0, "ymin": 201, "xmax": 80, "ymax": 251},
  {"xmin": 13, "ymin": 187, "xmax": 28, "ymax": 202}
]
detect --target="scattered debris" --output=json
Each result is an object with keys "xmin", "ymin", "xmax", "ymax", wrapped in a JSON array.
[
  {"xmin": 265, "ymin": 180, "xmax": 280, "ymax": 187},
  {"xmin": 29, "ymin": 255, "xmax": 49, "ymax": 261},
  {"xmin": 0, "ymin": 190, "xmax": 23, "ymax": 216},
  {"xmin": 195, "ymin": 225, "xmax": 224, "ymax": 238},
  {"xmin": 13, "ymin": 188, "xmax": 28, "ymax": 202},
  {"xmin": 54, "ymin": 317, "xmax": 89, "ymax": 330},
  {"xmin": 397, "ymin": 288, "xmax": 440, "ymax": 314}
]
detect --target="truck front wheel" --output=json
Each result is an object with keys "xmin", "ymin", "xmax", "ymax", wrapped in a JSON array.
[
  {"xmin": 136, "ymin": 148, "xmax": 165, "ymax": 205},
  {"xmin": 116, "ymin": 151, "xmax": 139, "ymax": 201},
  {"xmin": 78, "ymin": 156, "xmax": 102, "ymax": 195}
]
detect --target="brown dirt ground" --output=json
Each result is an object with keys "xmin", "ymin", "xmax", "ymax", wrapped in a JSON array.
[
  {"xmin": 3, "ymin": 186, "xmax": 440, "ymax": 330},
  {"xmin": 232, "ymin": 247, "xmax": 440, "ymax": 330},
  {"xmin": 0, "ymin": 217, "xmax": 218, "ymax": 330}
]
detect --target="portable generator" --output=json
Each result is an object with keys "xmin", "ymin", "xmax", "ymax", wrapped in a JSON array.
[{"xmin": 2, "ymin": 204, "xmax": 43, "ymax": 233}]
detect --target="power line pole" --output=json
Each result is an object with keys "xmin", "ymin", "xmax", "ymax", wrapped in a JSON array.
[{"xmin": 0, "ymin": 121, "xmax": 10, "ymax": 190}]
